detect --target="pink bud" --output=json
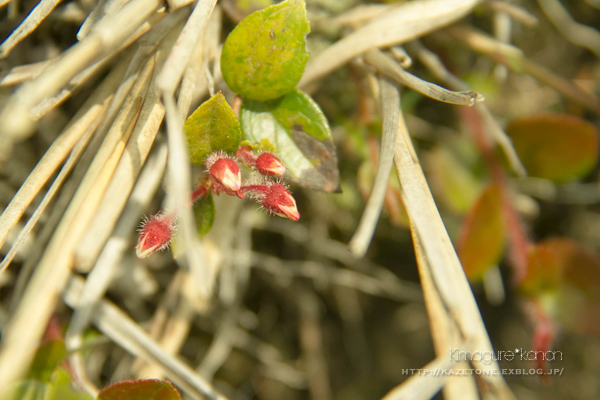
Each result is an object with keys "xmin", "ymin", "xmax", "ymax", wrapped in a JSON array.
[
  {"xmin": 262, "ymin": 183, "xmax": 300, "ymax": 221},
  {"xmin": 135, "ymin": 214, "xmax": 175, "ymax": 258},
  {"xmin": 256, "ymin": 153, "xmax": 286, "ymax": 177},
  {"xmin": 208, "ymin": 156, "xmax": 241, "ymax": 192}
]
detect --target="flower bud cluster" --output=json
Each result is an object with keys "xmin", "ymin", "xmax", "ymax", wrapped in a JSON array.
[{"xmin": 136, "ymin": 146, "xmax": 299, "ymax": 258}]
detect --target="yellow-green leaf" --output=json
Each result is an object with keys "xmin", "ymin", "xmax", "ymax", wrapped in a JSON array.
[
  {"xmin": 458, "ymin": 184, "xmax": 506, "ymax": 281},
  {"xmin": 426, "ymin": 145, "xmax": 483, "ymax": 214},
  {"xmin": 27, "ymin": 340, "xmax": 66, "ymax": 383},
  {"xmin": 221, "ymin": 0, "xmax": 310, "ymax": 101},
  {"xmin": 505, "ymin": 114, "xmax": 598, "ymax": 183},
  {"xmin": 240, "ymin": 89, "xmax": 339, "ymax": 192},
  {"xmin": 184, "ymin": 92, "xmax": 241, "ymax": 165}
]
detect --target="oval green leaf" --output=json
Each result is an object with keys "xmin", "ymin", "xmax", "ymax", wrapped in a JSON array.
[
  {"xmin": 458, "ymin": 184, "xmax": 506, "ymax": 281},
  {"xmin": 184, "ymin": 92, "xmax": 241, "ymax": 165},
  {"xmin": 221, "ymin": 0, "xmax": 310, "ymax": 101},
  {"xmin": 97, "ymin": 379, "xmax": 181, "ymax": 400},
  {"xmin": 505, "ymin": 114, "xmax": 598, "ymax": 183},
  {"xmin": 240, "ymin": 89, "xmax": 339, "ymax": 192},
  {"xmin": 193, "ymin": 192, "xmax": 215, "ymax": 238}
]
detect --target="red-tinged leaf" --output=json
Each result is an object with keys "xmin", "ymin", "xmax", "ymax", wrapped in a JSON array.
[
  {"xmin": 458, "ymin": 184, "xmax": 506, "ymax": 281},
  {"xmin": 520, "ymin": 238, "xmax": 600, "ymax": 335},
  {"xmin": 505, "ymin": 114, "xmax": 598, "ymax": 183},
  {"xmin": 98, "ymin": 379, "xmax": 181, "ymax": 400}
]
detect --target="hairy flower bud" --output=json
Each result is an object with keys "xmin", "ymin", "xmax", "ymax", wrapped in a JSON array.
[
  {"xmin": 256, "ymin": 152, "xmax": 286, "ymax": 177},
  {"xmin": 135, "ymin": 213, "xmax": 175, "ymax": 258},
  {"xmin": 206, "ymin": 152, "xmax": 241, "ymax": 193},
  {"xmin": 262, "ymin": 183, "xmax": 300, "ymax": 221}
]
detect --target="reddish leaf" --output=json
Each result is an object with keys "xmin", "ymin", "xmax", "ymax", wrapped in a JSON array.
[
  {"xmin": 98, "ymin": 379, "xmax": 181, "ymax": 400},
  {"xmin": 520, "ymin": 238, "xmax": 600, "ymax": 335},
  {"xmin": 458, "ymin": 184, "xmax": 506, "ymax": 281},
  {"xmin": 505, "ymin": 114, "xmax": 598, "ymax": 183}
]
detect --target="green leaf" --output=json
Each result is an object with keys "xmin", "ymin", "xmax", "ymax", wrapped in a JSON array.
[
  {"xmin": 97, "ymin": 379, "xmax": 181, "ymax": 400},
  {"xmin": 458, "ymin": 184, "xmax": 506, "ymax": 281},
  {"xmin": 505, "ymin": 114, "xmax": 598, "ymax": 183},
  {"xmin": 221, "ymin": 0, "xmax": 310, "ymax": 101},
  {"xmin": 8, "ymin": 367, "xmax": 93, "ymax": 400},
  {"xmin": 27, "ymin": 340, "xmax": 66, "ymax": 383},
  {"xmin": 426, "ymin": 146, "xmax": 483, "ymax": 214},
  {"xmin": 240, "ymin": 89, "xmax": 339, "ymax": 192},
  {"xmin": 193, "ymin": 193, "xmax": 215, "ymax": 238},
  {"xmin": 184, "ymin": 92, "xmax": 241, "ymax": 165}
]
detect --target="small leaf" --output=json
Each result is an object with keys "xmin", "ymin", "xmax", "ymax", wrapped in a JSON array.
[
  {"xmin": 27, "ymin": 340, "xmax": 66, "ymax": 382},
  {"xmin": 98, "ymin": 379, "xmax": 181, "ymax": 400},
  {"xmin": 240, "ymin": 89, "xmax": 339, "ymax": 192},
  {"xmin": 458, "ymin": 184, "xmax": 506, "ymax": 281},
  {"xmin": 193, "ymin": 193, "xmax": 215, "ymax": 238},
  {"xmin": 184, "ymin": 92, "xmax": 241, "ymax": 165},
  {"xmin": 520, "ymin": 238, "xmax": 600, "ymax": 296},
  {"xmin": 426, "ymin": 146, "xmax": 483, "ymax": 214},
  {"xmin": 505, "ymin": 114, "xmax": 598, "ymax": 183},
  {"xmin": 8, "ymin": 367, "xmax": 93, "ymax": 400},
  {"xmin": 520, "ymin": 238, "xmax": 600, "ymax": 335},
  {"xmin": 221, "ymin": 0, "xmax": 310, "ymax": 101}
]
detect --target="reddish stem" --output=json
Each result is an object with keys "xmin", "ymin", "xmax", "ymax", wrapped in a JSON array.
[{"xmin": 460, "ymin": 106, "xmax": 531, "ymax": 285}]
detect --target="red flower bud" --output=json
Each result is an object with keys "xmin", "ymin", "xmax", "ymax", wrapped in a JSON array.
[
  {"xmin": 206, "ymin": 152, "xmax": 241, "ymax": 193},
  {"xmin": 262, "ymin": 183, "xmax": 300, "ymax": 221},
  {"xmin": 256, "ymin": 152, "xmax": 286, "ymax": 177},
  {"xmin": 135, "ymin": 213, "xmax": 175, "ymax": 258}
]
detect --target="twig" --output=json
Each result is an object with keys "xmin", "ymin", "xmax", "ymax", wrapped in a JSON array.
[
  {"xmin": 0, "ymin": 0, "xmax": 161, "ymax": 148},
  {"xmin": 380, "ymin": 341, "xmax": 474, "ymax": 400},
  {"xmin": 157, "ymin": 0, "xmax": 218, "ymax": 300},
  {"xmin": 364, "ymin": 48, "xmax": 482, "ymax": 105},
  {"xmin": 297, "ymin": 289, "xmax": 332, "ymax": 400},
  {"xmin": 66, "ymin": 143, "xmax": 168, "ymax": 391},
  {"xmin": 537, "ymin": 0, "xmax": 600, "ymax": 60},
  {"xmin": 486, "ymin": 0, "xmax": 538, "ymax": 26},
  {"xmin": 247, "ymin": 251, "xmax": 422, "ymax": 302},
  {"xmin": 407, "ymin": 40, "xmax": 527, "ymax": 177},
  {"xmin": 385, "ymin": 79, "xmax": 515, "ymax": 398},
  {"xmin": 299, "ymin": 0, "xmax": 481, "ymax": 87},
  {"xmin": 447, "ymin": 25, "xmax": 600, "ymax": 114},
  {"xmin": 348, "ymin": 71, "xmax": 394, "ymax": 257},
  {"xmin": 77, "ymin": 0, "xmax": 128, "ymax": 40},
  {"xmin": 63, "ymin": 275, "xmax": 230, "ymax": 400},
  {"xmin": 0, "ymin": 60, "xmax": 126, "ymax": 256},
  {"xmin": 0, "ymin": 60, "xmax": 52, "ymax": 87},
  {"xmin": 0, "ymin": 57, "xmax": 154, "ymax": 389},
  {"xmin": 74, "ymin": 24, "xmax": 179, "ymax": 271},
  {"xmin": 0, "ymin": 0, "xmax": 63, "ymax": 58}
]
